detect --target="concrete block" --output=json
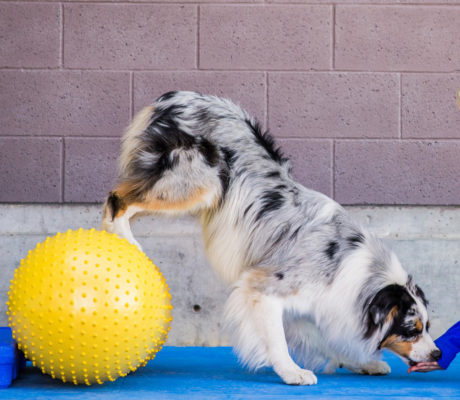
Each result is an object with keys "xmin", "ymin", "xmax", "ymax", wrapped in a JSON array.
[
  {"xmin": 335, "ymin": 140, "xmax": 460, "ymax": 205},
  {"xmin": 268, "ymin": 73, "xmax": 399, "ymax": 138},
  {"xmin": 0, "ymin": 233, "xmax": 229, "ymax": 346},
  {"xmin": 0, "ymin": 204, "xmax": 101, "ymax": 236},
  {"xmin": 0, "ymin": 235, "xmax": 49, "ymax": 326},
  {"xmin": 0, "ymin": 204, "xmax": 201, "ymax": 237},
  {"xmin": 347, "ymin": 206, "xmax": 460, "ymax": 240},
  {"xmin": 0, "ymin": 211, "xmax": 229, "ymax": 346},
  {"xmin": 0, "ymin": 71, "xmax": 130, "ymax": 137},
  {"xmin": 64, "ymin": 4, "xmax": 197, "ymax": 69},
  {"xmin": 0, "ymin": 138, "xmax": 62, "ymax": 203},
  {"xmin": 64, "ymin": 138, "xmax": 119, "ymax": 203},
  {"xmin": 139, "ymin": 236, "xmax": 229, "ymax": 346},
  {"xmin": 134, "ymin": 72, "xmax": 266, "ymax": 124},
  {"xmin": 278, "ymin": 139, "xmax": 333, "ymax": 197},
  {"xmin": 402, "ymin": 74, "xmax": 460, "ymax": 139},
  {"xmin": 0, "ymin": 3, "xmax": 60, "ymax": 68},
  {"xmin": 131, "ymin": 215, "xmax": 202, "ymax": 237},
  {"xmin": 1, "ymin": 205, "xmax": 459, "ymax": 343},
  {"xmin": 200, "ymin": 5, "xmax": 331, "ymax": 70},
  {"xmin": 4, "ymin": 205, "xmax": 457, "ymax": 240},
  {"xmin": 336, "ymin": 6, "xmax": 460, "ymax": 71}
]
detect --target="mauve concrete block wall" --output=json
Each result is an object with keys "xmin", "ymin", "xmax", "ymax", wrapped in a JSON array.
[{"xmin": 1, "ymin": 1, "xmax": 459, "ymax": 205}]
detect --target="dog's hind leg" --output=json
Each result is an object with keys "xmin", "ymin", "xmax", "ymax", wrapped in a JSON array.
[
  {"xmin": 102, "ymin": 100, "xmax": 225, "ymax": 250},
  {"xmin": 343, "ymin": 360, "xmax": 391, "ymax": 375},
  {"xmin": 102, "ymin": 174, "xmax": 222, "ymax": 251},
  {"xmin": 225, "ymin": 270, "xmax": 317, "ymax": 385},
  {"xmin": 102, "ymin": 190, "xmax": 145, "ymax": 250},
  {"xmin": 283, "ymin": 315, "xmax": 339, "ymax": 373}
]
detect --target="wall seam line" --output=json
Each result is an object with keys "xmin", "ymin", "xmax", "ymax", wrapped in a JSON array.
[
  {"xmin": 1, "ymin": 68, "xmax": 460, "ymax": 74},
  {"xmin": 332, "ymin": 4, "xmax": 336, "ymax": 70},
  {"xmin": 332, "ymin": 139, "xmax": 336, "ymax": 200},
  {"xmin": 399, "ymin": 73, "xmax": 403, "ymax": 139},
  {"xmin": 197, "ymin": 5, "xmax": 200, "ymax": 69},
  {"xmin": 61, "ymin": 137, "xmax": 65, "ymax": 203},
  {"xmin": 130, "ymin": 71, "xmax": 134, "ymax": 119},
  {"xmin": 59, "ymin": 2, "xmax": 64, "ymax": 68},
  {"xmin": 2, "ymin": 2, "xmax": 460, "ymax": 6},
  {"xmin": 3, "ymin": 136, "xmax": 460, "ymax": 141},
  {"xmin": 264, "ymin": 72, "xmax": 268, "ymax": 129}
]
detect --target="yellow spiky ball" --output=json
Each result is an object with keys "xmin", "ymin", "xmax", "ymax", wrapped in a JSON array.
[{"xmin": 6, "ymin": 229, "xmax": 172, "ymax": 385}]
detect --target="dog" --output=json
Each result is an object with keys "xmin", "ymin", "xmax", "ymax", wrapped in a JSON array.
[{"xmin": 102, "ymin": 91, "xmax": 441, "ymax": 385}]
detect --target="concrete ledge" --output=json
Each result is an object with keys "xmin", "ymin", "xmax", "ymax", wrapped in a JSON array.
[
  {"xmin": 0, "ymin": 204, "xmax": 201, "ymax": 236},
  {"xmin": 2, "ymin": 204, "xmax": 460, "ymax": 238},
  {"xmin": 0, "ymin": 204, "xmax": 459, "ymax": 343}
]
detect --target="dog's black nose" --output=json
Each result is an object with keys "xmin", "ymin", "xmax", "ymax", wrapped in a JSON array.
[{"xmin": 431, "ymin": 349, "xmax": 442, "ymax": 361}]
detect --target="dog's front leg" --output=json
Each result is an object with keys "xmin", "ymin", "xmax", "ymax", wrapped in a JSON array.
[
  {"xmin": 226, "ymin": 282, "xmax": 317, "ymax": 386},
  {"xmin": 257, "ymin": 296, "xmax": 317, "ymax": 385}
]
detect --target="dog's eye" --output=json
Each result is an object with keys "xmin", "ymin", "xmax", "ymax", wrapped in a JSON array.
[
  {"xmin": 400, "ymin": 328, "xmax": 421, "ymax": 338},
  {"xmin": 426, "ymin": 320, "xmax": 431, "ymax": 331},
  {"xmin": 402, "ymin": 326, "xmax": 422, "ymax": 338},
  {"xmin": 407, "ymin": 309, "xmax": 416, "ymax": 316}
]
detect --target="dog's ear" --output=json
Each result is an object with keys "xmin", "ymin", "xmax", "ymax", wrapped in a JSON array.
[
  {"xmin": 365, "ymin": 284, "xmax": 411, "ymax": 336},
  {"xmin": 369, "ymin": 304, "xmax": 390, "ymax": 326},
  {"xmin": 407, "ymin": 275, "xmax": 429, "ymax": 307}
]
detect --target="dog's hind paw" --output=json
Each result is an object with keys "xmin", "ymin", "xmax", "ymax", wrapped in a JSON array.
[
  {"xmin": 347, "ymin": 360, "xmax": 391, "ymax": 375},
  {"xmin": 276, "ymin": 366, "xmax": 318, "ymax": 385},
  {"xmin": 364, "ymin": 360, "xmax": 391, "ymax": 375}
]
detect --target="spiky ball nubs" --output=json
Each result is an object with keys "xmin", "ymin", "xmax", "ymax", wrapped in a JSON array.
[{"xmin": 6, "ymin": 229, "xmax": 172, "ymax": 385}]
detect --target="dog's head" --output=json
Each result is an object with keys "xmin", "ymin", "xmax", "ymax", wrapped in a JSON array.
[{"xmin": 365, "ymin": 280, "xmax": 441, "ymax": 365}]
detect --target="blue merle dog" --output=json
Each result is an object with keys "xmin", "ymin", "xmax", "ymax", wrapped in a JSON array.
[{"xmin": 102, "ymin": 91, "xmax": 441, "ymax": 385}]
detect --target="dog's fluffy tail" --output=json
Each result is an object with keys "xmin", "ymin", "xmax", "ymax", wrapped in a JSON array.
[{"xmin": 103, "ymin": 92, "xmax": 231, "ymax": 223}]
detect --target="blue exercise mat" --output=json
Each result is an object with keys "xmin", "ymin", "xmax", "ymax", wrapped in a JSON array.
[{"xmin": 1, "ymin": 347, "xmax": 459, "ymax": 399}]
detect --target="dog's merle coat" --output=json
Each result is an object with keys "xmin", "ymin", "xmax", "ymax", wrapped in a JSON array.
[{"xmin": 103, "ymin": 91, "xmax": 440, "ymax": 385}]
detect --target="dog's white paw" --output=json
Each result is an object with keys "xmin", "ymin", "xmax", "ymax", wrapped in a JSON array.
[
  {"xmin": 276, "ymin": 366, "xmax": 318, "ymax": 385},
  {"xmin": 101, "ymin": 218, "xmax": 114, "ymax": 233},
  {"xmin": 347, "ymin": 360, "xmax": 391, "ymax": 375},
  {"xmin": 363, "ymin": 360, "xmax": 391, "ymax": 375}
]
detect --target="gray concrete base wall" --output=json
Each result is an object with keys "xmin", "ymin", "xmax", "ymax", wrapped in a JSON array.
[{"xmin": 0, "ymin": 205, "xmax": 459, "ymax": 344}]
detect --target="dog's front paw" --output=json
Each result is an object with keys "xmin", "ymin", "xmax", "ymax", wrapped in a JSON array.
[{"xmin": 276, "ymin": 366, "xmax": 318, "ymax": 385}]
